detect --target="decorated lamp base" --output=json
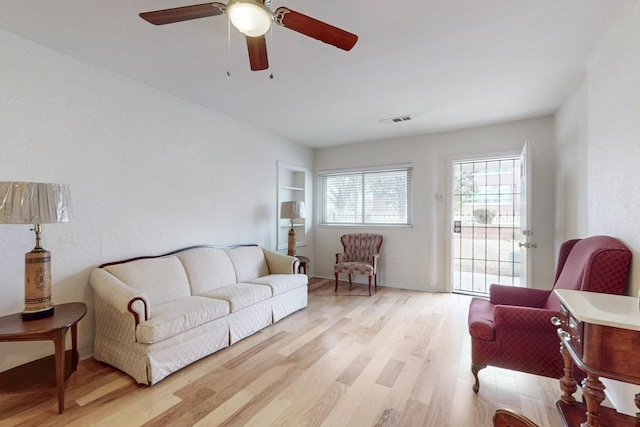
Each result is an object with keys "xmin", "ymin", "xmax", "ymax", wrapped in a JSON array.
[
  {"xmin": 22, "ymin": 306, "xmax": 54, "ymax": 320},
  {"xmin": 288, "ymin": 227, "xmax": 296, "ymax": 256},
  {"xmin": 22, "ymin": 247, "xmax": 54, "ymax": 321}
]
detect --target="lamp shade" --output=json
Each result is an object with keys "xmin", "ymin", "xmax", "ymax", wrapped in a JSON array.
[
  {"xmin": 227, "ymin": 0, "xmax": 274, "ymax": 37},
  {"xmin": 0, "ymin": 182, "xmax": 72, "ymax": 224},
  {"xmin": 280, "ymin": 201, "xmax": 305, "ymax": 220}
]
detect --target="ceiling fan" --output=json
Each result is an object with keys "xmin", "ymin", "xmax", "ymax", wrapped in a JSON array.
[{"xmin": 139, "ymin": 0, "xmax": 358, "ymax": 72}]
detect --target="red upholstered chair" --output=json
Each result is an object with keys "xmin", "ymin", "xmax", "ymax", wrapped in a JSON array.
[
  {"xmin": 468, "ymin": 235, "xmax": 631, "ymax": 393},
  {"xmin": 335, "ymin": 233, "xmax": 383, "ymax": 296}
]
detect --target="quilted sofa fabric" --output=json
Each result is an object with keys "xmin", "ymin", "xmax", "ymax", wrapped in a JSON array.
[
  {"xmin": 467, "ymin": 235, "xmax": 631, "ymax": 393},
  {"xmin": 104, "ymin": 256, "xmax": 191, "ymax": 308},
  {"xmin": 135, "ymin": 296, "xmax": 229, "ymax": 344},
  {"xmin": 91, "ymin": 244, "xmax": 308, "ymax": 385},
  {"xmin": 176, "ymin": 247, "xmax": 237, "ymax": 294},
  {"xmin": 201, "ymin": 282, "xmax": 271, "ymax": 312}
]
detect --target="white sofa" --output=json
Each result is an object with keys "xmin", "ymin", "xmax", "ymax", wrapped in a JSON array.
[{"xmin": 90, "ymin": 245, "xmax": 308, "ymax": 385}]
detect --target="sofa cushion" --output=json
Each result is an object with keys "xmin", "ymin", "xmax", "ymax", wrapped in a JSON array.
[
  {"xmin": 247, "ymin": 274, "xmax": 308, "ymax": 296},
  {"xmin": 225, "ymin": 246, "xmax": 269, "ymax": 282},
  {"xmin": 136, "ymin": 296, "xmax": 229, "ymax": 344},
  {"xmin": 200, "ymin": 283, "xmax": 271, "ymax": 312},
  {"xmin": 176, "ymin": 247, "xmax": 237, "ymax": 295},
  {"xmin": 104, "ymin": 256, "xmax": 190, "ymax": 306}
]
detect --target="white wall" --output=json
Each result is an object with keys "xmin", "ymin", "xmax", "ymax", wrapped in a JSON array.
[
  {"xmin": 554, "ymin": 81, "xmax": 589, "ymax": 246},
  {"xmin": 555, "ymin": 1, "xmax": 640, "ymax": 297},
  {"xmin": 0, "ymin": 29, "xmax": 313, "ymax": 371},
  {"xmin": 587, "ymin": 0, "xmax": 640, "ymax": 296},
  {"xmin": 315, "ymin": 116, "xmax": 557, "ymax": 292}
]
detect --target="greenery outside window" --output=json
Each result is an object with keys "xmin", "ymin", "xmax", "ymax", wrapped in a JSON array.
[{"xmin": 319, "ymin": 165, "xmax": 413, "ymax": 226}]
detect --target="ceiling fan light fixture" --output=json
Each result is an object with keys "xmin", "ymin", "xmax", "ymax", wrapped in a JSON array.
[{"xmin": 227, "ymin": 0, "xmax": 273, "ymax": 37}]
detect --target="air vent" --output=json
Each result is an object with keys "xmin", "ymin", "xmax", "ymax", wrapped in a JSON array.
[{"xmin": 379, "ymin": 115, "xmax": 413, "ymax": 124}]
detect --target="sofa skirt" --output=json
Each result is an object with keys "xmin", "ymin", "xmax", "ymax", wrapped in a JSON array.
[{"xmin": 95, "ymin": 315, "xmax": 229, "ymax": 385}]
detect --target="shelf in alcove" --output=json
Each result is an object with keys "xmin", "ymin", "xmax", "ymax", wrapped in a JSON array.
[{"xmin": 280, "ymin": 185, "xmax": 304, "ymax": 191}]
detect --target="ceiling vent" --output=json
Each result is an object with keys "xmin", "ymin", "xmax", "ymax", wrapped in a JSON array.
[{"xmin": 379, "ymin": 115, "xmax": 412, "ymax": 124}]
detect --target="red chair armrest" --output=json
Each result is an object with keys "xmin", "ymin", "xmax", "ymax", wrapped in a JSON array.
[
  {"xmin": 489, "ymin": 284, "xmax": 551, "ymax": 308},
  {"xmin": 494, "ymin": 305, "xmax": 559, "ymax": 331}
]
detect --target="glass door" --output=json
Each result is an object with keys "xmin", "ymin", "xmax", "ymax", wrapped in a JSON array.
[{"xmin": 451, "ymin": 156, "xmax": 522, "ymax": 295}]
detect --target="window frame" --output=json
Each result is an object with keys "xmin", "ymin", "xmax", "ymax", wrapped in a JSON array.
[{"xmin": 318, "ymin": 164, "xmax": 413, "ymax": 227}]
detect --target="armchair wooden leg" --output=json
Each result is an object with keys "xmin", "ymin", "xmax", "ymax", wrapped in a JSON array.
[
  {"xmin": 472, "ymin": 364, "xmax": 486, "ymax": 393},
  {"xmin": 348, "ymin": 274, "xmax": 352, "ymax": 290},
  {"xmin": 374, "ymin": 273, "xmax": 378, "ymax": 290},
  {"xmin": 335, "ymin": 273, "xmax": 339, "ymax": 292},
  {"xmin": 368, "ymin": 276, "xmax": 372, "ymax": 296}
]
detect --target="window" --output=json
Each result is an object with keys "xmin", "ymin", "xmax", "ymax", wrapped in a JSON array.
[{"xmin": 319, "ymin": 166, "xmax": 412, "ymax": 226}]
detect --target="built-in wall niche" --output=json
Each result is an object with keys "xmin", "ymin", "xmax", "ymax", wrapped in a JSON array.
[{"xmin": 277, "ymin": 161, "xmax": 308, "ymax": 252}]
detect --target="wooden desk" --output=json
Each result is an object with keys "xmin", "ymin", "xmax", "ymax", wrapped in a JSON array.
[
  {"xmin": 0, "ymin": 302, "xmax": 87, "ymax": 414},
  {"xmin": 554, "ymin": 290, "xmax": 640, "ymax": 427}
]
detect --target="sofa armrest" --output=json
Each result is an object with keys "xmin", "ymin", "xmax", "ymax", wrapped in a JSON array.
[
  {"xmin": 262, "ymin": 249, "xmax": 299, "ymax": 274},
  {"xmin": 90, "ymin": 268, "xmax": 150, "ymax": 324},
  {"xmin": 493, "ymin": 305, "xmax": 559, "ymax": 332},
  {"xmin": 489, "ymin": 284, "xmax": 551, "ymax": 308},
  {"xmin": 336, "ymin": 253, "xmax": 346, "ymax": 263}
]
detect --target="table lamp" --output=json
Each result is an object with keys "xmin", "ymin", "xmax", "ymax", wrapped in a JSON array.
[
  {"xmin": 0, "ymin": 182, "xmax": 72, "ymax": 320},
  {"xmin": 280, "ymin": 201, "xmax": 304, "ymax": 256}
]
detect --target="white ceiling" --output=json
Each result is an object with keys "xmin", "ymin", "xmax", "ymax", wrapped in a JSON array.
[{"xmin": 0, "ymin": 1, "xmax": 618, "ymax": 148}]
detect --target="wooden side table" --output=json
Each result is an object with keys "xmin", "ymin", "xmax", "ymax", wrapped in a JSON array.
[
  {"xmin": 296, "ymin": 255, "xmax": 310, "ymax": 275},
  {"xmin": 554, "ymin": 290, "xmax": 640, "ymax": 427},
  {"xmin": 0, "ymin": 302, "xmax": 87, "ymax": 414}
]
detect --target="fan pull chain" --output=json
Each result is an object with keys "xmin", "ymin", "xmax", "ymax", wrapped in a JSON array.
[
  {"xmin": 268, "ymin": 27, "xmax": 274, "ymax": 79},
  {"xmin": 226, "ymin": 14, "xmax": 232, "ymax": 76}
]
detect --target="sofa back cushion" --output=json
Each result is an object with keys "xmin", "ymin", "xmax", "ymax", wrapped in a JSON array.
[
  {"xmin": 104, "ymin": 255, "xmax": 190, "ymax": 306},
  {"xmin": 176, "ymin": 247, "xmax": 237, "ymax": 295},
  {"xmin": 225, "ymin": 246, "xmax": 269, "ymax": 282}
]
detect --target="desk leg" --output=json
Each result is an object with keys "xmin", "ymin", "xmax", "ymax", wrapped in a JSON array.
[
  {"xmin": 52, "ymin": 328, "xmax": 68, "ymax": 414},
  {"xmin": 582, "ymin": 374, "xmax": 605, "ymax": 427},
  {"xmin": 559, "ymin": 341, "xmax": 577, "ymax": 404}
]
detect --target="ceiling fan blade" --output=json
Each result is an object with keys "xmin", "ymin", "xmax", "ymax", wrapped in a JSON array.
[
  {"xmin": 140, "ymin": 2, "xmax": 225, "ymax": 25},
  {"xmin": 246, "ymin": 36, "xmax": 269, "ymax": 71},
  {"xmin": 275, "ymin": 7, "xmax": 358, "ymax": 51}
]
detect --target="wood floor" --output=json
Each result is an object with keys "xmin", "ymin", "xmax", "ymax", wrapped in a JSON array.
[{"xmin": 0, "ymin": 278, "xmax": 566, "ymax": 427}]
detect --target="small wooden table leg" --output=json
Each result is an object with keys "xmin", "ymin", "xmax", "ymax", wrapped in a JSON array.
[
  {"xmin": 559, "ymin": 341, "xmax": 577, "ymax": 404},
  {"xmin": 71, "ymin": 323, "xmax": 79, "ymax": 370},
  {"xmin": 52, "ymin": 328, "xmax": 68, "ymax": 414},
  {"xmin": 582, "ymin": 374, "xmax": 606, "ymax": 427}
]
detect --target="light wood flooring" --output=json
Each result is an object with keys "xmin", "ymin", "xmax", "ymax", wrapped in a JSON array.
[{"xmin": 0, "ymin": 278, "xmax": 565, "ymax": 427}]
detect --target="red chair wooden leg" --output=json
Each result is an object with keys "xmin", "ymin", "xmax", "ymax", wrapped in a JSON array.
[{"xmin": 472, "ymin": 364, "xmax": 487, "ymax": 393}]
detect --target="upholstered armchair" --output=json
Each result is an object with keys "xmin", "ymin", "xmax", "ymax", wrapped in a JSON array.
[
  {"xmin": 468, "ymin": 235, "xmax": 631, "ymax": 393},
  {"xmin": 334, "ymin": 233, "xmax": 383, "ymax": 296}
]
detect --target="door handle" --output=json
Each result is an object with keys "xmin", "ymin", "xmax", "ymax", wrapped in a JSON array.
[{"xmin": 518, "ymin": 242, "xmax": 537, "ymax": 249}]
